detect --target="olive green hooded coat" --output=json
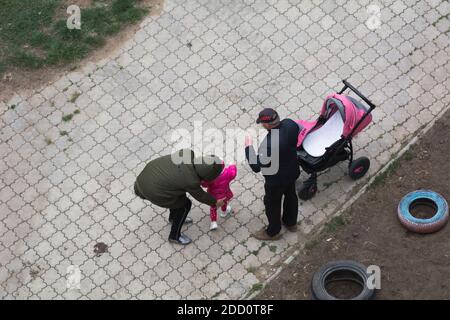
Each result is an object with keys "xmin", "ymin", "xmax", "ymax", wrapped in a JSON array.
[{"xmin": 135, "ymin": 149, "xmax": 223, "ymax": 209}]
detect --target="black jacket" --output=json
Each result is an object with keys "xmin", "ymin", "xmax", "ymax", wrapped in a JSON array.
[{"xmin": 245, "ymin": 119, "xmax": 300, "ymax": 186}]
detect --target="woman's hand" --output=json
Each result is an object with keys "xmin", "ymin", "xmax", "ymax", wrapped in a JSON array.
[{"xmin": 216, "ymin": 198, "xmax": 226, "ymax": 207}]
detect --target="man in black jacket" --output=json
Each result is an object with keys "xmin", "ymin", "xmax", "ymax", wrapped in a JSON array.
[{"xmin": 245, "ymin": 108, "xmax": 300, "ymax": 240}]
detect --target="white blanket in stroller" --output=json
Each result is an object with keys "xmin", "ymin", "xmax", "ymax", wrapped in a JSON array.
[{"xmin": 302, "ymin": 111, "xmax": 345, "ymax": 157}]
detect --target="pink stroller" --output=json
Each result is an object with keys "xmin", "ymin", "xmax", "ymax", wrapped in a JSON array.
[{"xmin": 296, "ymin": 80, "xmax": 377, "ymax": 200}]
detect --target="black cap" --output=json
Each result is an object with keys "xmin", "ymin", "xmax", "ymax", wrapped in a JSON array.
[{"xmin": 256, "ymin": 108, "xmax": 279, "ymax": 124}]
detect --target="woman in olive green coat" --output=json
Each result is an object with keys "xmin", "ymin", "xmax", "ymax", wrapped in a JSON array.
[{"xmin": 134, "ymin": 149, "xmax": 226, "ymax": 245}]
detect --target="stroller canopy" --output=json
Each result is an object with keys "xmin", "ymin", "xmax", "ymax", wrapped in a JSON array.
[
  {"xmin": 296, "ymin": 93, "xmax": 372, "ymax": 157},
  {"xmin": 320, "ymin": 93, "xmax": 372, "ymax": 138}
]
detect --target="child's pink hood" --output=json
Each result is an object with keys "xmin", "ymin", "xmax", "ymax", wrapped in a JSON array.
[{"xmin": 201, "ymin": 164, "xmax": 237, "ymax": 198}]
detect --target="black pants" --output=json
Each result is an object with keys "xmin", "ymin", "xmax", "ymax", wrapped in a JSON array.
[
  {"xmin": 264, "ymin": 181, "xmax": 298, "ymax": 236},
  {"xmin": 134, "ymin": 182, "xmax": 192, "ymax": 240},
  {"xmin": 168, "ymin": 198, "xmax": 192, "ymax": 240}
]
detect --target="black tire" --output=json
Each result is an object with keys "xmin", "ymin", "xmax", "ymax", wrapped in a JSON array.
[
  {"xmin": 348, "ymin": 157, "xmax": 370, "ymax": 180},
  {"xmin": 311, "ymin": 260, "xmax": 375, "ymax": 300},
  {"xmin": 298, "ymin": 183, "xmax": 317, "ymax": 200}
]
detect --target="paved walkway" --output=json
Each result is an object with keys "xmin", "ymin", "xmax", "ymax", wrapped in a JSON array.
[{"xmin": 1, "ymin": 0, "xmax": 449, "ymax": 299}]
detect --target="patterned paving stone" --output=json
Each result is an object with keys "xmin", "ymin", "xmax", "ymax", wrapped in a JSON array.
[{"xmin": 0, "ymin": 0, "xmax": 449, "ymax": 299}]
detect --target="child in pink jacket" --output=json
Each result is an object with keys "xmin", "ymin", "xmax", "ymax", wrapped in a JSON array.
[{"xmin": 201, "ymin": 163, "xmax": 237, "ymax": 230}]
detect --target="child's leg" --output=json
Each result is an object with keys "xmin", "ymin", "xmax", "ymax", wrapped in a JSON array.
[
  {"xmin": 220, "ymin": 200, "xmax": 228, "ymax": 212},
  {"xmin": 221, "ymin": 194, "xmax": 234, "ymax": 211},
  {"xmin": 210, "ymin": 206, "xmax": 217, "ymax": 222},
  {"xmin": 220, "ymin": 198, "xmax": 234, "ymax": 218},
  {"xmin": 210, "ymin": 206, "xmax": 218, "ymax": 230}
]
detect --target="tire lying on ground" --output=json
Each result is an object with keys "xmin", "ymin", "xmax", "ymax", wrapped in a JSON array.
[
  {"xmin": 311, "ymin": 260, "xmax": 375, "ymax": 300},
  {"xmin": 398, "ymin": 190, "xmax": 449, "ymax": 234}
]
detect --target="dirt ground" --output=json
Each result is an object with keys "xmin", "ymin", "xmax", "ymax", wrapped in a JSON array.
[
  {"xmin": 0, "ymin": 0, "xmax": 164, "ymax": 102},
  {"xmin": 259, "ymin": 108, "xmax": 450, "ymax": 300}
]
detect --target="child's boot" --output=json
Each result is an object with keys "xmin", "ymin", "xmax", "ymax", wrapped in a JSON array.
[
  {"xmin": 220, "ymin": 205, "xmax": 233, "ymax": 218},
  {"xmin": 210, "ymin": 221, "xmax": 218, "ymax": 230}
]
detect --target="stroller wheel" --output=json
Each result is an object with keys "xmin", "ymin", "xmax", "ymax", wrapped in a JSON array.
[
  {"xmin": 349, "ymin": 157, "xmax": 370, "ymax": 180},
  {"xmin": 298, "ymin": 183, "xmax": 318, "ymax": 200}
]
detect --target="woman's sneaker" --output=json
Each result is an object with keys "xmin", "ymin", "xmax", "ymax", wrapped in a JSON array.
[
  {"xmin": 210, "ymin": 221, "xmax": 218, "ymax": 230},
  {"xmin": 168, "ymin": 234, "xmax": 192, "ymax": 245}
]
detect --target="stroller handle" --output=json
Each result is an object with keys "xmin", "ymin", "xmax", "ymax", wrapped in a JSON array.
[
  {"xmin": 338, "ymin": 80, "xmax": 376, "ymax": 140},
  {"xmin": 339, "ymin": 80, "xmax": 376, "ymax": 110}
]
